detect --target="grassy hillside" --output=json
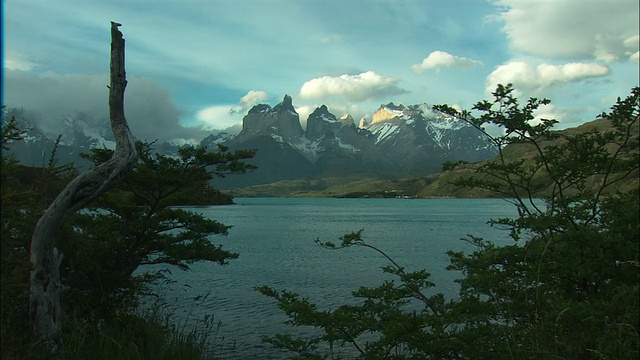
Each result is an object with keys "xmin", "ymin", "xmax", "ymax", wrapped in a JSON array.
[{"xmin": 224, "ymin": 118, "xmax": 639, "ymax": 198}]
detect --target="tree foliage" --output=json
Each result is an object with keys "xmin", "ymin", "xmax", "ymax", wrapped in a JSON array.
[
  {"xmin": 60, "ymin": 141, "xmax": 255, "ymax": 318},
  {"xmin": 260, "ymin": 85, "xmax": 639, "ymax": 359},
  {"xmin": 441, "ymin": 160, "xmax": 469, "ymax": 172},
  {"xmin": 1, "ymin": 113, "xmax": 255, "ymax": 357},
  {"xmin": 1, "ymin": 114, "xmax": 27, "ymax": 151},
  {"xmin": 1, "ymin": 118, "xmax": 79, "ymax": 355}
]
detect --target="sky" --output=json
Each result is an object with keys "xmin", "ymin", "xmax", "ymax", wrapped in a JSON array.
[{"xmin": 2, "ymin": 0, "xmax": 639, "ymax": 143}]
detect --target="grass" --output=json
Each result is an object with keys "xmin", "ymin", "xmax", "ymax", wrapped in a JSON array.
[
  {"xmin": 58, "ymin": 312, "xmax": 212, "ymax": 360},
  {"xmin": 0, "ymin": 307, "xmax": 221, "ymax": 360}
]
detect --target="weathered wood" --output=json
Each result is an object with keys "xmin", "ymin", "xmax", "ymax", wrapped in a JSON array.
[{"xmin": 29, "ymin": 22, "xmax": 137, "ymax": 345}]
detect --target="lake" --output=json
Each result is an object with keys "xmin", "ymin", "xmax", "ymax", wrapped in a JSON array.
[{"xmin": 143, "ymin": 197, "xmax": 519, "ymax": 359}]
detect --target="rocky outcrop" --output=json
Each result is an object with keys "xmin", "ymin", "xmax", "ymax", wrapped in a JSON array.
[
  {"xmin": 371, "ymin": 102, "xmax": 414, "ymax": 125},
  {"xmin": 236, "ymin": 94, "xmax": 304, "ymax": 144},
  {"xmin": 305, "ymin": 105, "xmax": 341, "ymax": 141},
  {"xmin": 295, "ymin": 105, "xmax": 396, "ymax": 173},
  {"xmin": 339, "ymin": 114, "xmax": 355, "ymax": 127}
]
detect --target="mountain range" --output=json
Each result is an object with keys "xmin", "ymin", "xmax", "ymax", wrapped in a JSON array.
[
  {"xmin": 4, "ymin": 96, "xmax": 497, "ymax": 189},
  {"xmin": 216, "ymin": 95, "xmax": 496, "ymax": 188},
  {"xmin": 227, "ymin": 117, "xmax": 639, "ymax": 199}
]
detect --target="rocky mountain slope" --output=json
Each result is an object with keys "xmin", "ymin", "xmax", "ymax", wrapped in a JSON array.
[
  {"xmin": 4, "ymin": 96, "xmax": 497, "ymax": 189},
  {"xmin": 227, "ymin": 118, "xmax": 638, "ymax": 198},
  {"xmin": 215, "ymin": 95, "xmax": 496, "ymax": 188}
]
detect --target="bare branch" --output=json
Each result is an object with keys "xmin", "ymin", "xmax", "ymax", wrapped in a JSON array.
[{"xmin": 29, "ymin": 22, "xmax": 137, "ymax": 345}]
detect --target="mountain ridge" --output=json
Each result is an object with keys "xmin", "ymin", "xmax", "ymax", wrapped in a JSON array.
[
  {"xmin": 214, "ymin": 95, "xmax": 496, "ymax": 189},
  {"xmin": 4, "ymin": 95, "xmax": 498, "ymax": 190},
  {"xmin": 226, "ymin": 117, "xmax": 638, "ymax": 198}
]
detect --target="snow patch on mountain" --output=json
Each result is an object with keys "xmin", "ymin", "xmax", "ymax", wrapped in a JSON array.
[
  {"xmin": 320, "ymin": 113, "xmax": 337, "ymax": 123},
  {"xmin": 168, "ymin": 138, "xmax": 201, "ymax": 147},
  {"xmin": 370, "ymin": 122, "xmax": 400, "ymax": 144},
  {"xmin": 271, "ymin": 134, "xmax": 284, "ymax": 143},
  {"xmin": 336, "ymin": 137, "xmax": 359, "ymax": 153},
  {"xmin": 291, "ymin": 136, "xmax": 323, "ymax": 160}
]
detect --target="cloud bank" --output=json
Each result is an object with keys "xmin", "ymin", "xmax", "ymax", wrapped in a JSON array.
[
  {"xmin": 2, "ymin": 69, "xmax": 205, "ymax": 142},
  {"xmin": 196, "ymin": 105, "xmax": 244, "ymax": 130},
  {"xmin": 486, "ymin": 61, "xmax": 610, "ymax": 94},
  {"xmin": 412, "ymin": 51, "xmax": 482, "ymax": 73},
  {"xmin": 299, "ymin": 71, "xmax": 407, "ymax": 102},
  {"xmin": 495, "ymin": 0, "xmax": 639, "ymax": 62}
]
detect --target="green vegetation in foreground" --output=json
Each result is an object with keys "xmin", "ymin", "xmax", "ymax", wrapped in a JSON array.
[
  {"xmin": 258, "ymin": 85, "xmax": 639, "ymax": 359},
  {"xmin": 1, "ymin": 111, "xmax": 255, "ymax": 359},
  {"xmin": 57, "ymin": 311, "xmax": 214, "ymax": 360}
]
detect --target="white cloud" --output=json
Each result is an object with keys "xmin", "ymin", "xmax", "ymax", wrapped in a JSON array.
[
  {"xmin": 486, "ymin": 61, "xmax": 610, "ymax": 94},
  {"xmin": 412, "ymin": 51, "xmax": 482, "ymax": 73},
  {"xmin": 532, "ymin": 103, "xmax": 566, "ymax": 125},
  {"xmin": 241, "ymin": 90, "xmax": 268, "ymax": 104},
  {"xmin": 229, "ymin": 90, "xmax": 269, "ymax": 115},
  {"xmin": 196, "ymin": 105, "xmax": 243, "ymax": 130},
  {"xmin": 299, "ymin": 71, "xmax": 407, "ymax": 102},
  {"xmin": 623, "ymin": 35, "xmax": 640, "ymax": 63},
  {"xmin": 623, "ymin": 35, "xmax": 640, "ymax": 50},
  {"xmin": 494, "ymin": 0, "xmax": 639, "ymax": 61},
  {"xmin": 4, "ymin": 50, "xmax": 40, "ymax": 71}
]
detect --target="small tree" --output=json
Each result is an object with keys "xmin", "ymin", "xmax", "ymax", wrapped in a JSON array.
[
  {"xmin": 437, "ymin": 85, "xmax": 639, "ymax": 358},
  {"xmin": 259, "ymin": 86, "xmax": 639, "ymax": 359},
  {"xmin": 60, "ymin": 141, "xmax": 255, "ymax": 318},
  {"xmin": 1, "ymin": 115, "xmax": 27, "ymax": 151}
]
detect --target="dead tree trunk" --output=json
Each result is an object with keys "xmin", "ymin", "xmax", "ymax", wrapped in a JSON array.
[{"xmin": 29, "ymin": 22, "xmax": 137, "ymax": 346}]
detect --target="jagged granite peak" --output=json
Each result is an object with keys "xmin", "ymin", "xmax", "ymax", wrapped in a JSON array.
[
  {"xmin": 311, "ymin": 105, "xmax": 337, "ymax": 122},
  {"xmin": 234, "ymin": 94, "xmax": 304, "ymax": 145},
  {"xmin": 246, "ymin": 95, "xmax": 297, "ymax": 116},
  {"xmin": 272, "ymin": 94, "xmax": 297, "ymax": 114},
  {"xmin": 371, "ymin": 103, "xmax": 418, "ymax": 125},
  {"xmin": 305, "ymin": 105, "xmax": 341, "ymax": 141},
  {"xmin": 248, "ymin": 103, "xmax": 271, "ymax": 114},
  {"xmin": 339, "ymin": 114, "xmax": 355, "ymax": 126}
]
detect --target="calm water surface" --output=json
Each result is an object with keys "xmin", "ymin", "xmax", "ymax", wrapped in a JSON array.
[{"xmin": 144, "ymin": 198, "xmax": 518, "ymax": 358}]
